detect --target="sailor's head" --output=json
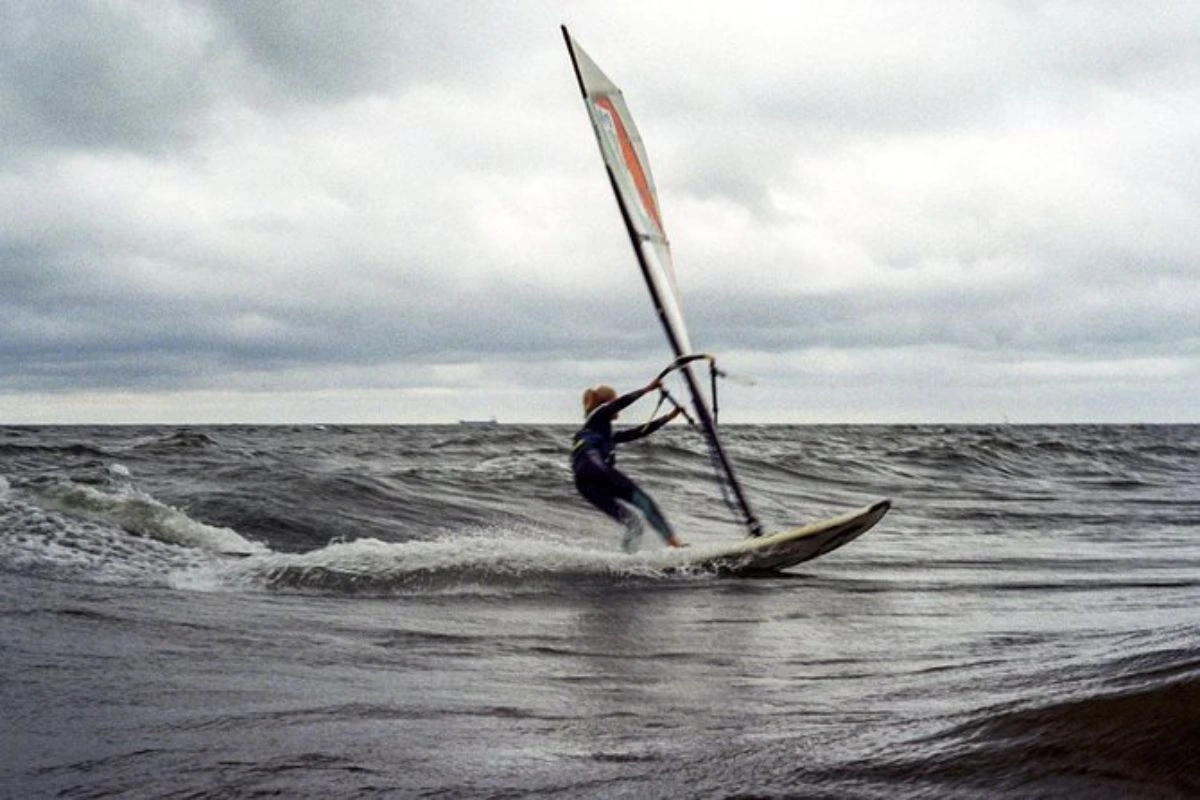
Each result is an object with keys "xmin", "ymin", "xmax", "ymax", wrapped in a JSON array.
[{"xmin": 582, "ymin": 385, "xmax": 617, "ymax": 415}]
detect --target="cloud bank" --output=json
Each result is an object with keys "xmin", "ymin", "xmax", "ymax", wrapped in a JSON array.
[{"xmin": 2, "ymin": 1, "xmax": 1197, "ymax": 422}]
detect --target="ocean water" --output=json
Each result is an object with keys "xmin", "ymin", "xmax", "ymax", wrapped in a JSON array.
[{"xmin": 1, "ymin": 423, "xmax": 1197, "ymax": 798}]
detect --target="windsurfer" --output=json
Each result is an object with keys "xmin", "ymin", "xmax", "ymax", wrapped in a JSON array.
[{"xmin": 571, "ymin": 379, "xmax": 685, "ymax": 552}]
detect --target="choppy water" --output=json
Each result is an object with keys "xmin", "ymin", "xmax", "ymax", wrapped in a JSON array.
[{"xmin": 2, "ymin": 424, "xmax": 1198, "ymax": 798}]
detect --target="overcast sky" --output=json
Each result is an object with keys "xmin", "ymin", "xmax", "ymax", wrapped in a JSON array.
[{"xmin": 2, "ymin": 1, "xmax": 1197, "ymax": 424}]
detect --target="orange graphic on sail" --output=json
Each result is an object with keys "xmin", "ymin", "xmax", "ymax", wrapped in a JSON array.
[{"xmin": 593, "ymin": 96, "xmax": 663, "ymax": 235}]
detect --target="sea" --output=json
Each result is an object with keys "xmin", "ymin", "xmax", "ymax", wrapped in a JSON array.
[{"xmin": 1, "ymin": 423, "xmax": 1197, "ymax": 799}]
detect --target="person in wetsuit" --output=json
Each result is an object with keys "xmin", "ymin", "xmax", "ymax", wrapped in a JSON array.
[{"xmin": 571, "ymin": 379, "xmax": 685, "ymax": 552}]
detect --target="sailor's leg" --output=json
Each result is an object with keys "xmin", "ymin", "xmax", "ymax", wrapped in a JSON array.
[
  {"xmin": 573, "ymin": 462, "xmax": 648, "ymax": 551},
  {"xmin": 576, "ymin": 469, "xmax": 643, "ymax": 551},
  {"xmin": 628, "ymin": 487, "xmax": 676, "ymax": 544},
  {"xmin": 615, "ymin": 503, "xmax": 644, "ymax": 553},
  {"xmin": 605, "ymin": 469, "xmax": 676, "ymax": 545}
]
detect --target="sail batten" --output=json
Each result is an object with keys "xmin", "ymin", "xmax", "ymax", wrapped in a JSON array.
[{"xmin": 562, "ymin": 26, "xmax": 762, "ymax": 536}]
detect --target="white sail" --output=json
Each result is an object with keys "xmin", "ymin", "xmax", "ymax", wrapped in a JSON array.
[
  {"xmin": 563, "ymin": 27, "xmax": 762, "ymax": 536},
  {"xmin": 563, "ymin": 31, "xmax": 692, "ymax": 356}
]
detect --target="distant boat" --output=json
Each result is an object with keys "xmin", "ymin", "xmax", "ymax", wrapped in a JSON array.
[{"xmin": 458, "ymin": 418, "xmax": 499, "ymax": 427}]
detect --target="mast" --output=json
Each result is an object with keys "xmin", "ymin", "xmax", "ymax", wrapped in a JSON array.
[
  {"xmin": 562, "ymin": 26, "xmax": 763, "ymax": 536},
  {"xmin": 606, "ymin": 169, "xmax": 763, "ymax": 537}
]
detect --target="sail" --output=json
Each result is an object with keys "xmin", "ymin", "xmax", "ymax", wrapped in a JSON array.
[
  {"xmin": 562, "ymin": 26, "xmax": 762, "ymax": 536},
  {"xmin": 562, "ymin": 30, "xmax": 691, "ymax": 355}
]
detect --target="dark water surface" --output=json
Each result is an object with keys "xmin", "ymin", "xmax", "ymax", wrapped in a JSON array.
[{"xmin": 2, "ymin": 424, "xmax": 1198, "ymax": 798}]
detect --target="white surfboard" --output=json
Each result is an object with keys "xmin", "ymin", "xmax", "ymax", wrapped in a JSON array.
[{"xmin": 678, "ymin": 500, "xmax": 890, "ymax": 574}]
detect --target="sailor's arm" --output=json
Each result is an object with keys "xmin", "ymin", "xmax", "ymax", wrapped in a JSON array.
[{"xmin": 613, "ymin": 407, "xmax": 683, "ymax": 443}]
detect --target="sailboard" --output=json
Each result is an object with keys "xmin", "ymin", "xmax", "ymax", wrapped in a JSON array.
[
  {"xmin": 676, "ymin": 500, "xmax": 890, "ymax": 575},
  {"xmin": 562, "ymin": 27, "xmax": 890, "ymax": 570}
]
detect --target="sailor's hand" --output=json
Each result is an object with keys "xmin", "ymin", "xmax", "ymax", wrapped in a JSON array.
[
  {"xmin": 668, "ymin": 407, "xmax": 684, "ymax": 421},
  {"xmin": 666, "ymin": 536, "xmax": 688, "ymax": 548}
]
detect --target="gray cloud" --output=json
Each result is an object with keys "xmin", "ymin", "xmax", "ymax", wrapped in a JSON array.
[
  {"xmin": 0, "ymin": 1, "xmax": 222, "ymax": 154},
  {"xmin": 0, "ymin": 0, "xmax": 532, "ymax": 157}
]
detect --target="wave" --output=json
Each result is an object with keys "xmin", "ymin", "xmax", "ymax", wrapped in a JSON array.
[
  {"xmin": 0, "ymin": 491, "xmax": 216, "ymax": 588},
  {"xmin": 26, "ymin": 478, "xmax": 265, "ymax": 556},
  {"xmin": 844, "ymin": 653, "xmax": 1200, "ymax": 798},
  {"xmin": 1, "ymin": 471, "xmax": 714, "ymax": 595},
  {"xmin": 6, "ymin": 424, "xmax": 1198, "ymax": 600},
  {"xmin": 1, "ymin": 467, "xmax": 269, "ymax": 588},
  {"xmin": 949, "ymin": 675, "xmax": 1200, "ymax": 797},
  {"xmin": 226, "ymin": 529, "xmax": 698, "ymax": 595},
  {"xmin": 129, "ymin": 429, "xmax": 223, "ymax": 451},
  {"xmin": 0, "ymin": 441, "xmax": 115, "ymax": 460}
]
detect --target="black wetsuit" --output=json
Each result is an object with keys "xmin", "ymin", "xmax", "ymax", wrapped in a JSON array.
[{"xmin": 571, "ymin": 389, "xmax": 675, "ymax": 548}]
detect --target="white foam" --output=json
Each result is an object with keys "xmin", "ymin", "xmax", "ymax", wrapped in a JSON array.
[
  {"xmin": 4, "ymin": 475, "xmax": 708, "ymax": 595},
  {"xmin": 0, "ymin": 492, "xmax": 213, "ymax": 587},
  {"xmin": 29, "ymin": 481, "xmax": 267, "ymax": 556},
  {"xmin": 219, "ymin": 525, "xmax": 704, "ymax": 594}
]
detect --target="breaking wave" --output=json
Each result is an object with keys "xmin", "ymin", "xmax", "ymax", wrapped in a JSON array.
[{"xmin": 0, "ymin": 471, "xmax": 709, "ymax": 595}]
